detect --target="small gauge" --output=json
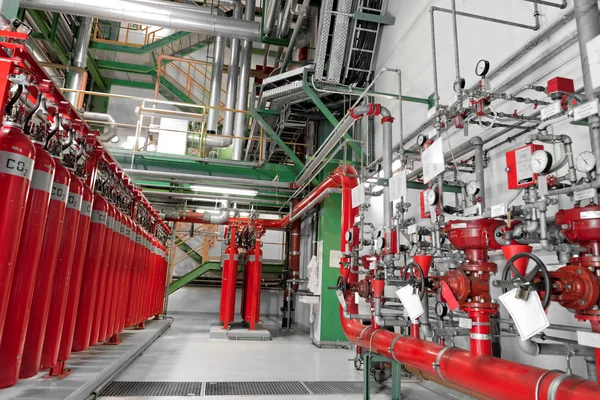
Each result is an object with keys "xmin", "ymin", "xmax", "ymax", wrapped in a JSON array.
[
  {"xmin": 344, "ymin": 230, "xmax": 353, "ymax": 242},
  {"xmin": 466, "ymin": 180, "xmax": 480, "ymax": 196},
  {"xmin": 417, "ymin": 134, "xmax": 428, "ymax": 147},
  {"xmin": 576, "ymin": 151, "xmax": 597, "ymax": 173},
  {"xmin": 530, "ymin": 150, "xmax": 553, "ymax": 174},
  {"xmin": 435, "ymin": 301, "xmax": 448, "ymax": 318},
  {"xmin": 374, "ymin": 229, "xmax": 383, "ymax": 239},
  {"xmin": 475, "ymin": 59, "xmax": 490, "ymax": 77},
  {"xmin": 425, "ymin": 189, "xmax": 439, "ymax": 206},
  {"xmin": 375, "ymin": 237, "xmax": 385, "ymax": 251}
]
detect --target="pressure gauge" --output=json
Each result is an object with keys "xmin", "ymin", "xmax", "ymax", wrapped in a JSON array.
[
  {"xmin": 344, "ymin": 230, "xmax": 353, "ymax": 242},
  {"xmin": 417, "ymin": 134, "xmax": 427, "ymax": 147},
  {"xmin": 375, "ymin": 237, "xmax": 385, "ymax": 251},
  {"xmin": 374, "ymin": 229, "xmax": 383, "ymax": 239},
  {"xmin": 466, "ymin": 180, "xmax": 480, "ymax": 196},
  {"xmin": 475, "ymin": 59, "xmax": 490, "ymax": 78},
  {"xmin": 576, "ymin": 151, "xmax": 597, "ymax": 173},
  {"xmin": 425, "ymin": 189, "xmax": 439, "ymax": 206},
  {"xmin": 530, "ymin": 150, "xmax": 553, "ymax": 174},
  {"xmin": 435, "ymin": 301, "xmax": 448, "ymax": 318}
]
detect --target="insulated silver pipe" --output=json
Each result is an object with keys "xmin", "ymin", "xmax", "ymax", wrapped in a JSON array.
[
  {"xmin": 66, "ymin": 17, "xmax": 92, "ymax": 106},
  {"xmin": 232, "ymin": 0, "xmax": 256, "ymax": 160},
  {"xmin": 145, "ymin": 191, "xmax": 284, "ymax": 205},
  {"xmin": 125, "ymin": 168, "xmax": 292, "ymax": 189},
  {"xmin": 574, "ymin": 0, "xmax": 600, "ymax": 174},
  {"xmin": 277, "ymin": 0, "xmax": 295, "ymax": 39},
  {"xmin": 263, "ymin": 0, "xmax": 280, "ymax": 37},
  {"xmin": 20, "ymin": 0, "xmax": 261, "ymax": 41},
  {"xmin": 206, "ymin": 35, "xmax": 226, "ymax": 134},
  {"xmin": 280, "ymin": 0, "xmax": 310, "ymax": 73},
  {"xmin": 84, "ymin": 112, "xmax": 118, "ymax": 142},
  {"xmin": 222, "ymin": 1, "xmax": 243, "ymax": 139},
  {"xmin": 472, "ymin": 136, "xmax": 486, "ymax": 209}
]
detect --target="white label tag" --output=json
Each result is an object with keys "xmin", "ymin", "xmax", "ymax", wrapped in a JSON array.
[
  {"xmin": 351, "ymin": 183, "xmax": 366, "ymax": 208},
  {"xmin": 574, "ymin": 99, "xmax": 600, "ymax": 121},
  {"xmin": 422, "ymin": 139, "xmax": 445, "ymax": 184},
  {"xmin": 587, "ymin": 34, "xmax": 600, "ymax": 90},
  {"xmin": 581, "ymin": 210, "xmax": 600, "ymax": 219},
  {"xmin": 329, "ymin": 250, "xmax": 341, "ymax": 268},
  {"xmin": 538, "ymin": 175, "xmax": 548, "ymax": 195},
  {"xmin": 515, "ymin": 146, "xmax": 534, "ymax": 185},
  {"xmin": 463, "ymin": 204, "xmax": 481, "ymax": 217},
  {"xmin": 491, "ymin": 203, "xmax": 508, "ymax": 218},
  {"xmin": 451, "ymin": 223, "xmax": 467, "ymax": 229},
  {"xmin": 389, "ymin": 172, "xmax": 407, "ymax": 202},
  {"xmin": 540, "ymin": 101, "xmax": 561, "ymax": 120},
  {"xmin": 577, "ymin": 330, "xmax": 600, "ymax": 349},
  {"xmin": 407, "ymin": 224, "xmax": 417, "ymax": 235},
  {"xmin": 336, "ymin": 289, "xmax": 347, "ymax": 310},
  {"xmin": 396, "ymin": 285, "xmax": 424, "ymax": 320},
  {"xmin": 459, "ymin": 318, "xmax": 473, "ymax": 329},
  {"xmin": 498, "ymin": 289, "xmax": 549, "ymax": 340},
  {"xmin": 574, "ymin": 188, "xmax": 597, "ymax": 202}
]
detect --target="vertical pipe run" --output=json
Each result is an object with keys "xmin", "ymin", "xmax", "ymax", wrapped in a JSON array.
[
  {"xmin": 574, "ymin": 0, "xmax": 600, "ymax": 174},
  {"xmin": 280, "ymin": 0, "xmax": 310, "ymax": 74},
  {"xmin": 207, "ymin": 35, "xmax": 226, "ymax": 134},
  {"xmin": 222, "ymin": 1, "xmax": 243, "ymax": 138},
  {"xmin": 66, "ymin": 17, "xmax": 92, "ymax": 108},
  {"xmin": 472, "ymin": 137, "xmax": 486, "ymax": 209},
  {"xmin": 429, "ymin": 8, "xmax": 440, "ymax": 108},
  {"xmin": 450, "ymin": 0, "xmax": 461, "ymax": 83},
  {"xmin": 232, "ymin": 0, "xmax": 256, "ymax": 160}
]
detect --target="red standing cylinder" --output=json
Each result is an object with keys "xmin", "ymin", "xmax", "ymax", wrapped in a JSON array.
[{"xmin": 100, "ymin": 211, "xmax": 123, "ymax": 341}]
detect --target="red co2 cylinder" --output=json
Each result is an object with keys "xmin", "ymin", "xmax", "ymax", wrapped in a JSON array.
[
  {"xmin": 221, "ymin": 234, "xmax": 239, "ymax": 329},
  {"xmin": 108, "ymin": 215, "xmax": 131, "ymax": 338},
  {"xmin": 71, "ymin": 194, "xmax": 109, "ymax": 352},
  {"xmin": 125, "ymin": 225, "xmax": 143, "ymax": 327},
  {"xmin": 244, "ymin": 245, "xmax": 263, "ymax": 330},
  {"xmin": 40, "ymin": 173, "xmax": 83, "ymax": 369},
  {"xmin": 20, "ymin": 161, "xmax": 71, "ymax": 379},
  {"xmin": 90, "ymin": 205, "xmax": 117, "ymax": 345},
  {"xmin": 57, "ymin": 184, "xmax": 93, "ymax": 363},
  {"xmin": 0, "ymin": 123, "xmax": 36, "ymax": 342},
  {"xmin": 135, "ymin": 231, "xmax": 150, "ymax": 323},
  {"xmin": 0, "ymin": 144, "xmax": 54, "ymax": 389},
  {"xmin": 117, "ymin": 221, "xmax": 136, "ymax": 332},
  {"xmin": 99, "ymin": 211, "xmax": 121, "ymax": 341}
]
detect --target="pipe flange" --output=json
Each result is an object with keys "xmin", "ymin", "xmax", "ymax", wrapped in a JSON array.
[
  {"xmin": 358, "ymin": 326, "xmax": 370, "ymax": 344},
  {"xmin": 548, "ymin": 373, "xmax": 571, "ymax": 400},
  {"xmin": 432, "ymin": 346, "xmax": 453, "ymax": 383},
  {"xmin": 388, "ymin": 335, "xmax": 403, "ymax": 363}
]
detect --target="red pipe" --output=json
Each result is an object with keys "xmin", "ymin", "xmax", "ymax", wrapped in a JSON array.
[
  {"xmin": 20, "ymin": 161, "xmax": 71, "ymax": 378},
  {"xmin": 40, "ymin": 172, "xmax": 84, "ymax": 370},
  {"xmin": 57, "ymin": 184, "xmax": 93, "ymax": 363},
  {"xmin": 0, "ymin": 144, "xmax": 54, "ymax": 389}
]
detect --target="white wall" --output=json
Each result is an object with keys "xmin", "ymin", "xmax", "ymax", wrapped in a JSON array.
[{"xmin": 362, "ymin": 0, "xmax": 592, "ymax": 377}]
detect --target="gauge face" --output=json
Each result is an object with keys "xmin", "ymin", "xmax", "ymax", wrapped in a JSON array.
[
  {"xmin": 435, "ymin": 301, "xmax": 447, "ymax": 318},
  {"xmin": 425, "ymin": 189, "xmax": 438, "ymax": 206},
  {"xmin": 417, "ymin": 134, "xmax": 427, "ymax": 147},
  {"xmin": 576, "ymin": 151, "xmax": 596, "ymax": 173},
  {"xmin": 475, "ymin": 59, "xmax": 490, "ymax": 77},
  {"xmin": 375, "ymin": 237, "xmax": 385, "ymax": 251},
  {"xmin": 344, "ymin": 230, "xmax": 352, "ymax": 242},
  {"xmin": 466, "ymin": 180, "xmax": 480, "ymax": 196},
  {"xmin": 530, "ymin": 150, "xmax": 553, "ymax": 174},
  {"xmin": 375, "ymin": 229, "xmax": 383, "ymax": 239}
]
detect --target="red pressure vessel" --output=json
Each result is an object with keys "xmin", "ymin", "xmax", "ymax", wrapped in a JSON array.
[
  {"xmin": 100, "ymin": 211, "xmax": 123, "ymax": 341},
  {"xmin": 147, "ymin": 238, "xmax": 158, "ymax": 319},
  {"xmin": 20, "ymin": 161, "xmax": 71, "ymax": 379},
  {"xmin": 220, "ymin": 229, "xmax": 231, "ymax": 322},
  {"xmin": 40, "ymin": 173, "xmax": 83, "ymax": 369},
  {"xmin": 154, "ymin": 243, "xmax": 166, "ymax": 316},
  {"xmin": 221, "ymin": 239, "xmax": 239, "ymax": 327},
  {"xmin": 0, "ymin": 144, "xmax": 54, "ymax": 389},
  {"xmin": 57, "ymin": 185, "xmax": 93, "ymax": 363},
  {"xmin": 125, "ymin": 225, "xmax": 143, "ymax": 327},
  {"xmin": 240, "ymin": 247, "xmax": 252, "ymax": 321},
  {"xmin": 108, "ymin": 216, "xmax": 132, "ymax": 338},
  {"xmin": 90, "ymin": 205, "xmax": 116, "ymax": 345},
  {"xmin": 0, "ymin": 123, "xmax": 36, "ymax": 342},
  {"xmin": 71, "ymin": 194, "xmax": 109, "ymax": 352},
  {"xmin": 134, "ymin": 232, "xmax": 149, "ymax": 324},
  {"xmin": 115, "ymin": 219, "xmax": 134, "ymax": 334},
  {"xmin": 244, "ymin": 245, "xmax": 263, "ymax": 328}
]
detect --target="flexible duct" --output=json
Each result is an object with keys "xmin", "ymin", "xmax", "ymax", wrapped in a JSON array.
[
  {"xmin": 232, "ymin": 0, "xmax": 256, "ymax": 160},
  {"xmin": 66, "ymin": 17, "xmax": 92, "ymax": 108},
  {"xmin": 84, "ymin": 112, "xmax": 118, "ymax": 142},
  {"xmin": 20, "ymin": 0, "xmax": 260, "ymax": 41}
]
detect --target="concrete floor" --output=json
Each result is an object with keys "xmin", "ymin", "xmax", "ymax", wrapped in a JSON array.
[{"xmin": 99, "ymin": 312, "xmax": 467, "ymax": 400}]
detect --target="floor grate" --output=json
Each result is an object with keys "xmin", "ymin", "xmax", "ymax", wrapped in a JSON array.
[
  {"xmin": 99, "ymin": 381, "xmax": 203, "ymax": 397},
  {"xmin": 305, "ymin": 381, "xmax": 390, "ymax": 395},
  {"xmin": 204, "ymin": 381, "xmax": 309, "ymax": 396}
]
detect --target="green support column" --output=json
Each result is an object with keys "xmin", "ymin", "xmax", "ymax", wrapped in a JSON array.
[
  {"xmin": 317, "ymin": 192, "xmax": 346, "ymax": 342},
  {"xmin": 1, "ymin": 0, "xmax": 20, "ymax": 20}
]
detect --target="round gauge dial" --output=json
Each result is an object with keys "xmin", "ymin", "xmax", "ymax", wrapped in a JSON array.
[
  {"xmin": 417, "ymin": 134, "xmax": 427, "ymax": 147},
  {"xmin": 344, "ymin": 230, "xmax": 352, "ymax": 242},
  {"xmin": 425, "ymin": 189, "xmax": 439, "ymax": 206},
  {"xmin": 466, "ymin": 180, "xmax": 480, "ymax": 196},
  {"xmin": 576, "ymin": 151, "xmax": 596, "ymax": 173},
  {"xmin": 375, "ymin": 237, "xmax": 385, "ymax": 251},
  {"xmin": 375, "ymin": 229, "xmax": 383, "ymax": 239},
  {"xmin": 475, "ymin": 59, "xmax": 490, "ymax": 77},
  {"xmin": 435, "ymin": 301, "xmax": 448, "ymax": 318},
  {"xmin": 530, "ymin": 150, "xmax": 553, "ymax": 174}
]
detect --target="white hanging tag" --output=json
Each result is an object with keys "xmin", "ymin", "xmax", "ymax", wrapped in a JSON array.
[{"xmin": 498, "ymin": 289, "xmax": 549, "ymax": 340}]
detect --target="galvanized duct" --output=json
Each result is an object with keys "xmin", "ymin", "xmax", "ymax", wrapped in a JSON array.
[
  {"xmin": 222, "ymin": 1, "xmax": 243, "ymax": 139},
  {"xmin": 20, "ymin": 0, "xmax": 260, "ymax": 41},
  {"xmin": 66, "ymin": 17, "xmax": 92, "ymax": 107},
  {"xmin": 206, "ymin": 35, "xmax": 226, "ymax": 135},
  {"xmin": 84, "ymin": 112, "xmax": 118, "ymax": 142}
]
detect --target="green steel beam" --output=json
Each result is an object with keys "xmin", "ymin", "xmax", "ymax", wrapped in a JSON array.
[
  {"xmin": 27, "ymin": 10, "xmax": 69, "ymax": 65},
  {"xmin": 96, "ymin": 59, "xmax": 155, "ymax": 74},
  {"xmin": 103, "ymin": 78, "xmax": 155, "ymax": 90},
  {"xmin": 251, "ymin": 109, "xmax": 304, "ymax": 170},
  {"xmin": 49, "ymin": 13, "xmax": 59, "ymax": 43},
  {"xmin": 89, "ymin": 31, "xmax": 191, "ymax": 54},
  {"xmin": 353, "ymin": 11, "xmax": 395, "ymax": 25},
  {"xmin": 302, "ymin": 81, "xmax": 365, "ymax": 161},
  {"xmin": 174, "ymin": 238, "xmax": 203, "ymax": 265},
  {"xmin": 86, "ymin": 55, "xmax": 107, "ymax": 91}
]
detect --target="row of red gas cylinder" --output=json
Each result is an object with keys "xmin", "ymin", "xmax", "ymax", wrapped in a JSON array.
[{"xmin": 0, "ymin": 124, "xmax": 169, "ymax": 388}]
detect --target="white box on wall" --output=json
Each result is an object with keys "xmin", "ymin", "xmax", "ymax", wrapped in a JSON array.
[{"xmin": 157, "ymin": 117, "xmax": 189, "ymax": 155}]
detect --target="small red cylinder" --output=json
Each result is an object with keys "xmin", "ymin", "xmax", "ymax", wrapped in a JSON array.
[
  {"xmin": 20, "ymin": 161, "xmax": 71, "ymax": 378},
  {"xmin": 57, "ymin": 184, "xmax": 93, "ymax": 362},
  {"xmin": 0, "ymin": 124, "xmax": 36, "ymax": 342},
  {"xmin": 71, "ymin": 194, "xmax": 109, "ymax": 352},
  {"xmin": 90, "ymin": 205, "xmax": 117, "ymax": 345},
  {"xmin": 40, "ymin": 173, "xmax": 84, "ymax": 369},
  {"xmin": 0, "ymin": 144, "xmax": 54, "ymax": 389}
]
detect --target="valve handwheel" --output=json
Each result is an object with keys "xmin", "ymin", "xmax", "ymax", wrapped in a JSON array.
[
  {"xmin": 401, "ymin": 262, "xmax": 426, "ymax": 300},
  {"xmin": 496, "ymin": 252, "xmax": 551, "ymax": 309}
]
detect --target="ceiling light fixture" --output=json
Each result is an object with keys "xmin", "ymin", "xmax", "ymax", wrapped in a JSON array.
[{"xmin": 190, "ymin": 185, "xmax": 258, "ymax": 197}]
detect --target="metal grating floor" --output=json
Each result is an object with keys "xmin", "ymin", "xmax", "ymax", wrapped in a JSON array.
[
  {"xmin": 100, "ymin": 381, "xmax": 203, "ymax": 397},
  {"xmin": 98, "ymin": 381, "xmax": 393, "ymax": 397}
]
